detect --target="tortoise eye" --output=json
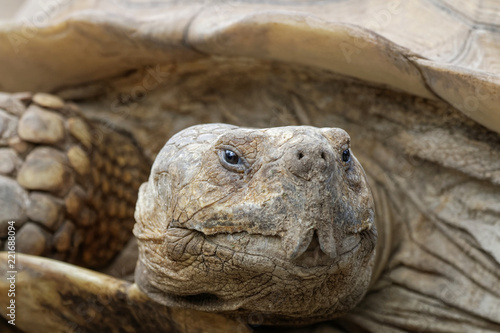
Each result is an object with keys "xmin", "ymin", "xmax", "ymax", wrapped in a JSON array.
[
  {"xmin": 342, "ymin": 149, "xmax": 351, "ymax": 162},
  {"xmin": 224, "ymin": 149, "xmax": 241, "ymax": 165},
  {"xmin": 218, "ymin": 147, "xmax": 248, "ymax": 173}
]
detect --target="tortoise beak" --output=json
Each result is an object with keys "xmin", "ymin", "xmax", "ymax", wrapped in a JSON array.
[{"xmin": 282, "ymin": 223, "xmax": 338, "ymax": 261}]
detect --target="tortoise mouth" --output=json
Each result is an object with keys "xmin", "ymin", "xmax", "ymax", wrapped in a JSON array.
[
  {"xmin": 162, "ymin": 226, "xmax": 363, "ymax": 277},
  {"xmin": 168, "ymin": 227, "xmax": 342, "ymax": 267},
  {"xmin": 201, "ymin": 228, "xmax": 362, "ymax": 268}
]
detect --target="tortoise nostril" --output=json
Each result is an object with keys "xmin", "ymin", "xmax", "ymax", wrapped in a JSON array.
[{"xmin": 289, "ymin": 144, "xmax": 331, "ymax": 180}]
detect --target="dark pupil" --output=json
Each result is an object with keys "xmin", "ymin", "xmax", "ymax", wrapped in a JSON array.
[
  {"xmin": 342, "ymin": 149, "xmax": 350, "ymax": 162},
  {"xmin": 224, "ymin": 150, "xmax": 240, "ymax": 164}
]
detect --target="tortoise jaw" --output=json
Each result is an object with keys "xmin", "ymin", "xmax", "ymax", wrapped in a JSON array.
[
  {"xmin": 135, "ymin": 224, "xmax": 376, "ymax": 322},
  {"xmin": 134, "ymin": 259, "xmax": 244, "ymax": 312}
]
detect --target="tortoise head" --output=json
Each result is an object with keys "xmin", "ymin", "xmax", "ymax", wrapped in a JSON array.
[{"xmin": 133, "ymin": 123, "xmax": 376, "ymax": 325}]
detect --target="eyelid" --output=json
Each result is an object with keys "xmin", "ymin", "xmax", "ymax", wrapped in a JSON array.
[{"xmin": 217, "ymin": 144, "xmax": 244, "ymax": 156}]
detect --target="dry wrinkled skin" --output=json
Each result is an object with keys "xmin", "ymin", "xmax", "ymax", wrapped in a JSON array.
[{"xmin": 134, "ymin": 124, "xmax": 376, "ymax": 324}]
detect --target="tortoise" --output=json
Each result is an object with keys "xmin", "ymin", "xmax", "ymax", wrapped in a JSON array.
[{"xmin": 0, "ymin": 0, "xmax": 500, "ymax": 332}]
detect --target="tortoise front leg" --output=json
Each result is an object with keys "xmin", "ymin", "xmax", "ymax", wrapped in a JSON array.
[
  {"xmin": 0, "ymin": 92, "xmax": 150, "ymax": 269},
  {"xmin": 0, "ymin": 252, "xmax": 251, "ymax": 333}
]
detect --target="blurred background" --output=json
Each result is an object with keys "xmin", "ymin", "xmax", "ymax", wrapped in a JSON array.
[
  {"xmin": 0, "ymin": 1, "xmax": 26, "ymax": 21},
  {"xmin": 0, "ymin": 1, "xmax": 73, "ymax": 23}
]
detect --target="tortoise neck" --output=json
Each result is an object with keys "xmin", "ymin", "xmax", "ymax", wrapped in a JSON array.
[{"xmin": 368, "ymin": 180, "xmax": 394, "ymax": 289}]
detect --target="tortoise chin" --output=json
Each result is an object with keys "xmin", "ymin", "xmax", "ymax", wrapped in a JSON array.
[{"xmin": 133, "ymin": 124, "xmax": 377, "ymax": 325}]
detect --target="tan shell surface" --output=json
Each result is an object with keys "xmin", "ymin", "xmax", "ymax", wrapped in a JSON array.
[{"xmin": 0, "ymin": 0, "xmax": 499, "ymax": 132}]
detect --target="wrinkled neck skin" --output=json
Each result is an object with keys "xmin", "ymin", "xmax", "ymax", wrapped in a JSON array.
[
  {"xmin": 367, "ymin": 181, "xmax": 392, "ymax": 289},
  {"xmin": 134, "ymin": 124, "xmax": 379, "ymax": 325}
]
